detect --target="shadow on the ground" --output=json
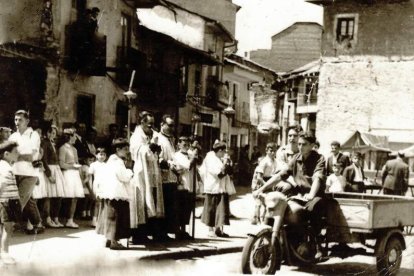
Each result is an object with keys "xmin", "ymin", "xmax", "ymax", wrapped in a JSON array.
[
  {"xmin": 291, "ymin": 262, "xmax": 414, "ymax": 276},
  {"xmin": 10, "ymin": 222, "xmax": 93, "ymax": 246},
  {"xmin": 127, "ymin": 237, "xmax": 240, "ymax": 252}
]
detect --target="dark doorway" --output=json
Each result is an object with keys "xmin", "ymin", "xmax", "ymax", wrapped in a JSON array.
[
  {"xmin": 0, "ymin": 57, "xmax": 46, "ymax": 127},
  {"xmin": 76, "ymin": 94, "xmax": 95, "ymax": 127},
  {"xmin": 201, "ymin": 126, "xmax": 220, "ymax": 152},
  {"xmin": 115, "ymin": 100, "xmax": 128, "ymax": 130}
]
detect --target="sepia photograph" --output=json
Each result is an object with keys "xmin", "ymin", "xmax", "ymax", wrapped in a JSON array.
[{"xmin": 0, "ymin": 0, "xmax": 413, "ymax": 275}]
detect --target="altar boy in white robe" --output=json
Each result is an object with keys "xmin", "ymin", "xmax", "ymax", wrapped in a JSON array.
[{"xmin": 173, "ymin": 136, "xmax": 197, "ymax": 240}]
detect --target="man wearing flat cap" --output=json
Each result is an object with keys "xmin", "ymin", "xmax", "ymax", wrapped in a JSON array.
[{"xmin": 381, "ymin": 151, "xmax": 409, "ymax": 196}]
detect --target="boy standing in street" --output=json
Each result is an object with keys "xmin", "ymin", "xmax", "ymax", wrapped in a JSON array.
[
  {"xmin": 173, "ymin": 136, "xmax": 196, "ymax": 239},
  {"xmin": 251, "ymin": 143, "xmax": 278, "ymax": 224},
  {"xmin": 0, "ymin": 141, "xmax": 21, "ymax": 265}
]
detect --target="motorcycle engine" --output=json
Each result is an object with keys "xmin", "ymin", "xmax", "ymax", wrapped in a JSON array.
[{"xmin": 295, "ymin": 240, "xmax": 317, "ymax": 260}]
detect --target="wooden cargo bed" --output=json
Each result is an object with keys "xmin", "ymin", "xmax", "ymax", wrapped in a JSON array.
[{"xmin": 328, "ymin": 193, "xmax": 414, "ymax": 230}]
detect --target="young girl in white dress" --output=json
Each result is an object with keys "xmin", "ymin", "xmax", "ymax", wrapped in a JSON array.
[
  {"xmin": 59, "ymin": 128, "xmax": 84, "ymax": 228},
  {"xmin": 39, "ymin": 125, "xmax": 66, "ymax": 227}
]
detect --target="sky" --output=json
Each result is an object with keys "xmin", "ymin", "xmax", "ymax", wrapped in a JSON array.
[{"xmin": 233, "ymin": 0, "xmax": 323, "ymax": 54}]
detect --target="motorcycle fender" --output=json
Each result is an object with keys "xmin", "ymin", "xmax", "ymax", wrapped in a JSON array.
[
  {"xmin": 374, "ymin": 229, "xmax": 406, "ymax": 257},
  {"xmin": 246, "ymin": 225, "xmax": 273, "ymax": 238}
]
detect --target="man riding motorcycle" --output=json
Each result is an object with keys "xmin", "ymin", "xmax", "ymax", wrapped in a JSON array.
[{"xmin": 253, "ymin": 132, "xmax": 327, "ymax": 259}]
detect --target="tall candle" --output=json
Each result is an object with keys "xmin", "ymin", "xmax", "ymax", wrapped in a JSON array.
[{"xmin": 129, "ymin": 70, "xmax": 136, "ymax": 90}]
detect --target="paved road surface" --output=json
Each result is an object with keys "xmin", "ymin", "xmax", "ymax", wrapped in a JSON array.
[{"xmin": 144, "ymin": 252, "xmax": 414, "ymax": 276}]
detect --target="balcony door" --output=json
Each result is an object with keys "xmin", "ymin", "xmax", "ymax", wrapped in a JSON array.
[{"xmin": 76, "ymin": 94, "xmax": 95, "ymax": 127}]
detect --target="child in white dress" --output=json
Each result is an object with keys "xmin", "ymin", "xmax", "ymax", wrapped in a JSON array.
[{"xmin": 88, "ymin": 148, "xmax": 107, "ymax": 227}]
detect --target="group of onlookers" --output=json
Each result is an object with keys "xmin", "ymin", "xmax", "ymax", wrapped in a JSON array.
[
  {"xmin": 249, "ymin": 125, "xmax": 410, "ymax": 259},
  {"xmin": 126, "ymin": 111, "xmax": 235, "ymax": 244},
  {"xmin": 0, "ymin": 108, "xmax": 239, "ymax": 263},
  {"xmin": 250, "ymin": 125, "xmax": 411, "ymax": 225},
  {"xmin": 2, "ymin": 110, "xmax": 409, "ymax": 265},
  {"xmin": 0, "ymin": 110, "xmax": 135, "ymax": 264}
]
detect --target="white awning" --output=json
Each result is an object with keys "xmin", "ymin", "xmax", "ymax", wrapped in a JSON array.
[{"xmin": 137, "ymin": 5, "xmax": 205, "ymax": 51}]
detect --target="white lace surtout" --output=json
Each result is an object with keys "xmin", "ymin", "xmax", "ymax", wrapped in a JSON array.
[
  {"xmin": 62, "ymin": 169, "xmax": 84, "ymax": 198},
  {"xmin": 99, "ymin": 154, "xmax": 133, "ymax": 201},
  {"xmin": 199, "ymin": 151, "xmax": 236, "ymax": 195}
]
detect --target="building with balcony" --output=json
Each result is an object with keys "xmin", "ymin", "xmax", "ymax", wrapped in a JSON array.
[
  {"xmin": 0, "ymin": 0, "xmax": 166, "ymax": 132},
  {"xmin": 222, "ymin": 54, "xmax": 277, "ymax": 156},
  {"xmin": 0, "ymin": 0, "xmax": 236, "ymax": 145},
  {"xmin": 308, "ymin": 0, "xmax": 414, "ymax": 155},
  {"xmin": 279, "ymin": 60, "xmax": 321, "ymax": 143},
  {"xmin": 165, "ymin": 2, "xmax": 237, "ymax": 150}
]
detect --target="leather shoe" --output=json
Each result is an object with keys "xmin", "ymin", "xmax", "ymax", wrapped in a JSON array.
[
  {"xmin": 109, "ymin": 242, "xmax": 128, "ymax": 250},
  {"xmin": 153, "ymin": 234, "xmax": 173, "ymax": 242},
  {"xmin": 131, "ymin": 236, "xmax": 150, "ymax": 245},
  {"xmin": 25, "ymin": 228, "xmax": 36, "ymax": 235},
  {"xmin": 176, "ymin": 231, "xmax": 194, "ymax": 240},
  {"xmin": 35, "ymin": 226, "xmax": 45, "ymax": 234},
  {"xmin": 215, "ymin": 230, "xmax": 230, "ymax": 238},
  {"xmin": 105, "ymin": 240, "xmax": 111, "ymax": 248}
]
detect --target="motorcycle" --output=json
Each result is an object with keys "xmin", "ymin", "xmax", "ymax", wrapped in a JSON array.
[
  {"xmin": 241, "ymin": 191, "xmax": 409, "ymax": 276},
  {"xmin": 241, "ymin": 192, "xmax": 324, "ymax": 274}
]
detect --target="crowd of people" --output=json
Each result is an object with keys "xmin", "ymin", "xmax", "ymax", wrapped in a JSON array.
[
  {"xmin": 0, "ymin": 110, "xmax": 238, "ymax": 265},
  {"xmin": 0, "ymin": 110, "xmax": 409, "ymax": 264},
  {"xmin": 249, "ymin": 125, "xmax": 410, "ymax": 258}
]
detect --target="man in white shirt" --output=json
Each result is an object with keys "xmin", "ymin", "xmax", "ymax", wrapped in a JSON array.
[{"xmin": 9, "ymin": 110, "xmax": 44, "ymax": 234}]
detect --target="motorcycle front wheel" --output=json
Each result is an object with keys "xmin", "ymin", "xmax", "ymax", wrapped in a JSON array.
[{"xmin": 241, "ymin": 229, "xmax": 280, "ymax": 274}]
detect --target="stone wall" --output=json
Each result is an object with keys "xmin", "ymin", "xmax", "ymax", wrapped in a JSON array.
[
  {"xmin": 0, "ymin": 0, "xmax": 43, "ymax": 43},
  {"xmin": 316, "ymin": 56, "xmax": 414, "ymax": 155},
  {"xmin": 57, "ymin": 72, "xmax": 129, "ymax": 135},
  {"xmin": 322, "ymin": 0, "xmax": 414, "ymax": 57},
  {"xmin": 44, "ymin": 0, "xmax": 140, "ymax": 135}
]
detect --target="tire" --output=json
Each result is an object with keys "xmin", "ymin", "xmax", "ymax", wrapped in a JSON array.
[
  {"xmin": 241, "ymin": 230, "xmax": 280, "ymax": 274},
  {"xmin": 376, "ymin": 236, "xmax": 403, "ymax": 276}
]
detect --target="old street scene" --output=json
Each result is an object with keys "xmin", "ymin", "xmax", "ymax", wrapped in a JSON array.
[{"xmin": 0, "ymin": 0, "xmax": 414, "ymax": 275}]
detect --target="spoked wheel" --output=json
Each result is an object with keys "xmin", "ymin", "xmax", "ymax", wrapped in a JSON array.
[
  {"xmin": 287, "ymin": 228, "xmax": 318, "ymax": 266},
  {"xmin": 241, "ymin": 229, "xmax": 280, "ymax": 274},
  {"xmin": 376, "ymin": 237, "xmax": 403, "ymax": 276}
]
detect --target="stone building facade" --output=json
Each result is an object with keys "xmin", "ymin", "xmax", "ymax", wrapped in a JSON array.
[
  {"xmin": 308, "ymin": 0, "xmax": 414, "ymax": 155},
  {"xmin": 0, "ymin": 0, "xmax": 234, "ymax": 148}
]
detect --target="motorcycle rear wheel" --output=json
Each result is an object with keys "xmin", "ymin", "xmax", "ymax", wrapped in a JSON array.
[{"xmin": 241, "ymin": 229, "xmax": 280, "ymax": 274}]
